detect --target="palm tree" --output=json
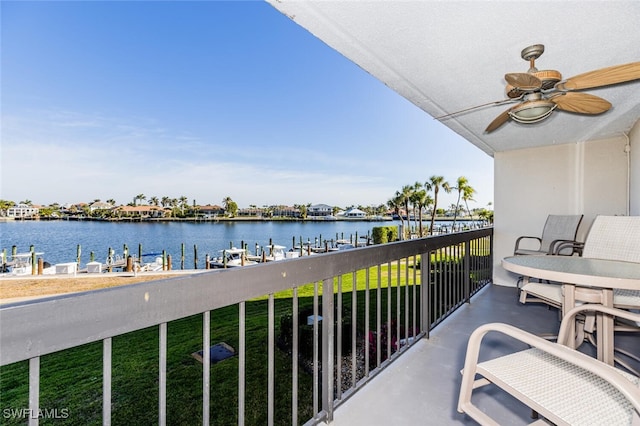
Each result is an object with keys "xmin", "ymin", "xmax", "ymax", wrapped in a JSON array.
[
  {"xmin": 410, "ymin": 186, "xmax": 430, "ymax": 237},
  {"xmin": 408, "ymin": 182, "xmax": 423, "ymax": 234},
  {"xmin": 222, "ymin": 197, "xmax": 238, "ymax": 217},
  {"xmin": 134, "ymin": 194, "xmax": 146, "ymax": 206},
  {"xmin": 400, "ymin": 184, "xmax": 413, "ymax": 238},
  {"xmin": 462, "ymin": 184, "xmax": 476, "ymax": 221},
  {"xmin": 426, "ymin": 175, "xmax": 451, "ymax": 235},
  {"xmin": 149, "ymin": 196, "xmax": 159, "ymax": 207},
  {"xmin": 390, "ymin": 190, "xmax": 408, "ymax": 238},
  {"xmin": 0, "ymin": 199, "xmax": 15, "ymax": 216},
  {"xmin": 452, "ymin": 176, "xmax": 470, "ymax": 230},
  {"xmin": 387, "ymin": 194, "xmax": 403, "ymax": 231},
  {"xmin": 161, "ymin": 196, "xmax": 170, "ymax": 208},
  {"xmin": 222, "ymin": 196, "xmax": 233, "ymax": 212},
  {"xmin": 179, "ymin": 195, "xmax": 188, "ymax": 215},
  {"xmin": 106, "ymin": 199, "xmax": 116, "ymax": 206}
]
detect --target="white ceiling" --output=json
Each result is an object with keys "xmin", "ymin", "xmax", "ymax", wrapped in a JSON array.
[{"xmin": 267, "ymin": 1, "xmax": 640, "ymax": 157}]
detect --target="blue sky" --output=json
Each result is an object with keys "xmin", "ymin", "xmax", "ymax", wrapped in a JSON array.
[{"xmin": 1, "ymin": 1, "xmax": 493, "ymax": 210}]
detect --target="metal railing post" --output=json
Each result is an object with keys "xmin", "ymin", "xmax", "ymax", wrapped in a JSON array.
[
  {"xmin": 321, "ymin": 277, "xmax": 335, "ymax": 422},
  {"xmin": 464, "ymin": 241, "xmax": 471, "ymax": 303}
]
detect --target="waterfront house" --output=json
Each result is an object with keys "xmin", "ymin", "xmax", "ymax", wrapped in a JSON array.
[
  {"xmin": 308, "ymin": 203, "xmax": 333, "ymax": 217},
  {"xmin": 115, "ymin": 205, "xmax": 166, "ymax": 219},
  {"xmin": 271, "ymin": 205, "xmax": 301, "ymax": 218},
  {"xmin": 198, "ymin": 204, "xmax": 225, "ymax": 217},
  {"xmin": 341, "ymin": 207, "xmax": 366, "ymax": 219},
  {"xmin": 6, "ymin": 203, "xmax": 39, "ymax": 218},
  {"xmin": 89, "ymin": 201, "xmax": 114, "ymax": 214}
]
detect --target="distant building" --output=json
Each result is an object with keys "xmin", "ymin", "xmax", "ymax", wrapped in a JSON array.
[
  {"xmin": 198, "ymin": 204, "xmax": 225, "ymax": 217},
  {"xmin": 308, "ymin": 204, "xmax": 333, "ymax": 217},
  {"xmin": 115, "ymin": 205, "xmax": 166, "ymax": 218},
  {"xmin": 237, "ymin": 207, "xmax": 262, "ymax": 217},
  {"xmin": 343, "ymin": 208, "xmax": 366, "ymax": 219},
  {"xmin": 89, "ymin": 202, "xmax": 114, "ymax": 213},
  {"xmin": 272, "ymin": 206, "xmax": 301, "ymax": 218},
  {"xmin": 7, "ymin": 203, "xmax": 39, "ymax": 218}
]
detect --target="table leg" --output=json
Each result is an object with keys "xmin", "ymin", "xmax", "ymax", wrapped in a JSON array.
[
  {"xmin": 597, "ymin": 288, "xmax": 614, "ymax": 365},
  {"xmin": 562, "ymin": 284, "xmax": 577, "ymax": 349}
]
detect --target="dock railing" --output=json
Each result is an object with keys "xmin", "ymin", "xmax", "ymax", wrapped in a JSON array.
[{"xmin": 0, "ymin": 227, "xmax": 492, "ymax": 425}]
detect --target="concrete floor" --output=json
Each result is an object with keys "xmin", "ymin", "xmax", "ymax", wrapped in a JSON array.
[{"xmin": 327, "ymin": 284, "xmax": 640, "ymax": 426}]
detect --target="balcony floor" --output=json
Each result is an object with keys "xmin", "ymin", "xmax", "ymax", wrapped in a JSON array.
[{"xmin": 328, "ymin": 283, "xmax": 640, "ymax": 425}]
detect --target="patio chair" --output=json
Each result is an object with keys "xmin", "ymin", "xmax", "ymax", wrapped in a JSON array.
[
  {"xmin": 515, "ymin": 214, "xmax": 583, "ymax": 299},
  {"xmin": 513, "ymin": 214, "xmax": 583, "ymax": 256},
  {"xmin": 520, "ymin": 215, "xmax": 640, "ymax": 301},
  {"xmin": 458, "ymin": 304, "xmax": 640, "ymax": 426},
  {"xmin": 519, "ymin": 215, "xmax": 640, "ymax": 308},
  {"xmin": 518, "ymin": 215, "xmax": 640, "ymax": 372}
]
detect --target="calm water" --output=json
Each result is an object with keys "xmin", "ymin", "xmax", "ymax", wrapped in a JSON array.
[{"xmin": 0, "ymin": 220, "xmax": 403, "ymax": 268}]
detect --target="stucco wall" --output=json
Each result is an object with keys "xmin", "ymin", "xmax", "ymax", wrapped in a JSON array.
[
  {"xmin": 630, "ymin": 120, "xmax": 640, "ymax": 216},
  {"xmin": 493, "ymin": 132, "xmax": 632, "ymax": 287}
]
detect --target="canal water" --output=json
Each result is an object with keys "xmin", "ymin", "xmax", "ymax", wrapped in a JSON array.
[
  {"xmin": 1, "ymin": 219, "xmax": 480, "ymax": 269},
  {"xmin": 0, "ymin": 220, "xmax": 401, "ymax": 269}
]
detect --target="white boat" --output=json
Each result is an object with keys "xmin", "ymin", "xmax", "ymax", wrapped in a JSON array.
[
  {"xmin": 209, "ymin": 248, "xmax": 258, "ymax": 268},
  {"xmin": 263, "ymin": 245, "xmax": 299, "ymax": 261},
  {"xmin": 137, "ymin": 254, "xmax": 165, "ymax": 272},
  {"xmin": 1, "ymin": 252, "xmax": 55, "ymax": 275},
  {"xmin": 327, "ymin": 239, "xmax": 355, "ymax": 252}
]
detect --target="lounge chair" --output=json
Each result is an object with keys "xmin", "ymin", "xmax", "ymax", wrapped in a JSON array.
[{"xmin": 458, "ymin": 304, "xmax": 640, "ymax": 425}]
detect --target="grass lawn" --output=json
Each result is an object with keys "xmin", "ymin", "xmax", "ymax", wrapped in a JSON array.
[{"xmin": 0, "ymin": 248, "xmax": 489, "ymax": 425}]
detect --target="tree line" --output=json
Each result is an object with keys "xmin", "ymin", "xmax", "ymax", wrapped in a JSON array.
[
  {"xmin": 1, "ymin": 181, "xmax": 493, "ymax": 223},
  {"xmin": 387, "ymin": 175, "xmax": 493, "ymax": 238}
]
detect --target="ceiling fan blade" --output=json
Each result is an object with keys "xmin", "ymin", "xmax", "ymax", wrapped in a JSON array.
[
  {"xmin": 434, "ymin": 98, "xmax": 516, "ymax": 120},
  {"xmin": 485, "ymin": 109, "xmax": 511, "ymax": 133},
  {"xmin": 551, "ymin": 92, "xmax": 612, "ymax": 114},
  {"xmin": 557, "ymin": 62, "xmax": 640, "ymax": 91},
  {"xmin": 504, "ymin": 73, "xmax": 542, "ymax": 91}
]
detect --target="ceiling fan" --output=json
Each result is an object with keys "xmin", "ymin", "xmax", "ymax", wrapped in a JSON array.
[{"xmin": 436, "ymin": 44, "xmax": 640, "ymax": 133}]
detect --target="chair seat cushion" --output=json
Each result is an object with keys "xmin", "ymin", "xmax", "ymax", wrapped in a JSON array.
[
  {"xmin": 614, "ymin": 289, "xmax": 640, "ymax": 308},
  {"xmin": 521, "ymin": 282, "xmax": 563, "ymax": 303},
  {"xmin": 478, "ymin": 348, "xmax": 639, "ymax": 425}
]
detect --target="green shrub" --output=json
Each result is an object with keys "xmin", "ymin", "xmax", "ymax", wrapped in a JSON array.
[{"xmin": 372, "ymin": 226, "xmax": 398, "ymax": 244}]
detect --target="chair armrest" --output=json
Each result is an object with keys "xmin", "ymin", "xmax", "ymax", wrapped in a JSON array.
[
  {"xmin": 550, "ymin": 240, "xmax": 584, "ymax": 256},
  {"xmin": 459, "ymin": 305, "xmax": 640, "ymax": 417},
  {"xmin": 514, "ymin": 236, "xmax": 541, "ymax": 254}
]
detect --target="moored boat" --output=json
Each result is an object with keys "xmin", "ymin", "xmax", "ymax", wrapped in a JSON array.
[
  {"xmin": 1, "ymin": 252, "xmax": 55, "ymax": 275},
  {"xmin": 209, "ymin": 248, "xmax": 258, "ymax": 268},
  {"xmin": 263, "ymin": 244, "xmax": 300, "ymax": 261}
]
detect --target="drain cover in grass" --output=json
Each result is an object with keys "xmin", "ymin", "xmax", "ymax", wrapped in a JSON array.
[{"xmin": 192, "ymin": 342, "xmax": 235, "ymax": 364}]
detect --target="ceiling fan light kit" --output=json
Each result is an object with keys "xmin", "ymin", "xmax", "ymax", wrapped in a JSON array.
[
  {"xmin": 509, "ymin": 99, "xmax": 557, "ymax": 124},
  {"xmin": 436, "ymin": 43, "xmax": 640, "ymax": 133}
]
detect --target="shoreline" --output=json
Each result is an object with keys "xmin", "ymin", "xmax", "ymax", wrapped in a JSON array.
[{"xmin": 0, "ymin": 216, "xmax": 478, "ymax": 223}]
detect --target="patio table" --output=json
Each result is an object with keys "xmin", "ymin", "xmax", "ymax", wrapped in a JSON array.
[{"xmin": 502, "ymin": 255, "xmax": 640, "ymax": 365}]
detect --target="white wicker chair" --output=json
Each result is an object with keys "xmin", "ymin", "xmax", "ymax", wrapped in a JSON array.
[{"xmin": 458, "ymin": 305, "xmax": 640, "ymax": 426}]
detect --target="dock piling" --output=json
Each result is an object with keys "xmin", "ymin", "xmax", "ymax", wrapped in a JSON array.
[{"xmin": 193, "ymin": 244, "xmax": 198, "ymax": 270}]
